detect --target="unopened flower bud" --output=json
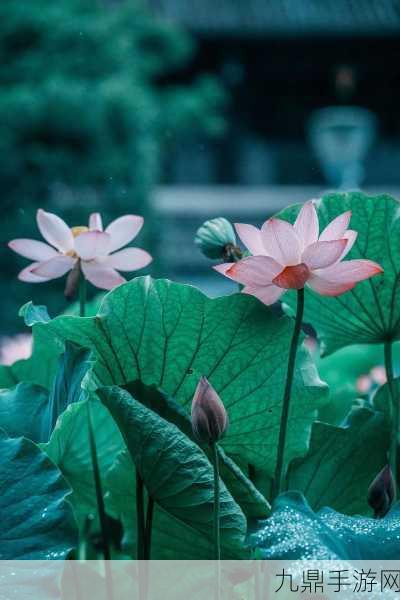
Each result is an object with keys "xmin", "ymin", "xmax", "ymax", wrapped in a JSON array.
[
  {"xmin": 191, "ymin": 376, "xmax": 228, "ymax": 444},
  {"xmin": 195, "ymin": 218, "xmax": 241, "ymax": 261},
  {"xmin": 368, "ymin": 465, "xmax": 395, "ymax": 518}
]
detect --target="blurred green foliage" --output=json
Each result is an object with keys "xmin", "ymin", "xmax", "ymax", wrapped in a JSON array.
[{"xmin": 1, "ymin": 0, "xmax": 225, "ymax": 331}]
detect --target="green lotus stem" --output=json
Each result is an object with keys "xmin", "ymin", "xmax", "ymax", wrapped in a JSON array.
[
  {"xmin": 144, "ymin": 496, "xmax": 154, "ymax": 559},
  {"xmin": 79, "ymin": 275, "xmax": 112, "ymax": 564},
  {"xmin": 134, "ymin": 476, "xmax": 152, "ymax": 600},
  {"xmin": 86, "ymin": 401, "xmax": 112, "ymax": 561},
  {"xmin": 79, "ymin": 269, "xmax": 87, "ymax": 317},
  {"xmin": 210, "ymin": 441, "xmax": 221, "ymax": 560},
  {"xmin": 136, "ymin": 471, "xmax": 146, "ymax": 559},
  {"xmin": 78, "ymin": 514, "xmax": 93, "ymax": 560},
  {"xmin": 273, "ymin": 287, "xmax": 304, "ymax": 499},
  {"xmin": 384, "ymin": 340, "xmax": 398, "ymax": 496}
]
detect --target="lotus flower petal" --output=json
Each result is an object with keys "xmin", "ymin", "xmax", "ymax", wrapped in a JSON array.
[
  {"xmin": 18, "ymin": 262, "xmax": 50, "ymax": 283},
  {"xmin": 234, "ymin": 223, "xmax": 265, "ymax": 256},
  {"xmin": 308, "ymin": 259, "xmax": 383, "ymax": 296},
  {"xmin": 105, "ymin": 215, "xmax": 144, "ymax": 253},
  {"xmin": 32, "ymin": 256, "xmax": 76, "ymax": 279},
  {"xmin": 8, "ymin": 239, "xmax": 58, "ymax": 262},
  {"xmin": 106, "ymin": 248, "xmax": 152, "ymax": 271},
  {"xmin": 89, "ymin": 213, "xmax": 103, "ymax": 231},
  {"xmin": 75, "ymin": 231, "xmax": 111, "ymax": 261},
  {"xmin": 319, "ymin": 210, "xmax": 352, "ymax": 242},
  {"xmin": 293, "ymin": 201, "xmax": 319, "ymax": 250},
  {"xmin": 226, "ymin": 256, "xmax": 283, "ymax": 286},
  {"xmin": 261, "ymin": 218, "xmax": 301, "ymax": 265},
  {"xmin": 242, "ymin": 284, "xmax": 285, "ymax": 305},
  {"xmin": 302, "ymin": 239, "xmax": 348, "ymax": 270},
  {"xmin": 36, "ymin": 209, "xmax": 74, "ymax": 253},
  {"xmin": 81, "ymin": 261, "xmax": 126, "ymax": 290}
]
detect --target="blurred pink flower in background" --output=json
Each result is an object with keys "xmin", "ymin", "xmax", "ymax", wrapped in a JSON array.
[
  {"xmin": 0, "ymin": 334, "xmax": 32, "ymax": 366},
  {"xmin": 214, "ymin": 200, "xmax": 383, "ymax": 305},
  {"xmin": 370, "ymin": 366, "xmax": 387, "ymax": 386},
  {"xmin": 356, "ymin": 374, "xmax": 373, "ymax": 394},
  {"xmin": 356, "ymin": 365, "xmax": 387, "ymax": 394},
  {"xmin": 9, "ymin": 209, "xmax": 152, "ymax": 291},
  {"xmin": 303, "ymin": 335, "xmax": 318, "ymax": 354}
]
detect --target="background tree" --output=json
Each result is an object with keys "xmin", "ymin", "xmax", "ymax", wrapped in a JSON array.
[{"xmin": 0, "ymin": 0, "xmax": 225, "ymax": 330}]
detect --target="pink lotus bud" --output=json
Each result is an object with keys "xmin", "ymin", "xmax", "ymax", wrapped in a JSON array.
[
  {"xmin": 368, "ymin": 465, "xmax": 395, "ymax": 518},
  {"xmin": 191, "ymin": 376, "xmax": 228, "ymax": 444}
]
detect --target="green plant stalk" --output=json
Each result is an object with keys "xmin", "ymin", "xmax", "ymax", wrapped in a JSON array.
[
  {"xmin": 77, "ymin": 515, "xmax": 93, "ymax": 560},
  {"xmin": 87, "ymin": 401, "xmax": 114, "ymax": 599},
  {"xmin": 144, "ymin": 496, "xmax": 154, "ymax": 559},
  {"xmin": 79, "ymin": 268, "xmax": 87, "ymax": 317},
  {"xmin": 210, "ymin": 442, "xmax": 221, "ymax": 560},
  {"xmin": 384, "ymin": 340, "xmax": 398, "ymax": 496},
  {"xmin": 79, "ymin": 275, "xmax": 112, "ymax": 563},
  {"xmin": 136, "ymin": 471, "xmax": 146, "ymax": 560},
  {"xmin": 272, "ymin": 287, "xmax": 304, "ymax": 499},
  {"xmin": 86, "ymin": 401, "xmax": 112, "ymax": 561},
  {"xmin": 136, "ymin": 472, "xmax": 149, "ymax": 600}
]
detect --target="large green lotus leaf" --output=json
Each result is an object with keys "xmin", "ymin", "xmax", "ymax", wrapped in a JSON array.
[
  {"xmin": 0, "ymin": 431, "xmax": 77, "ymax": 559},
  {"xmin": 288, "ymin": 407, "xmax": 390, "ymax": 515},
  {"xmin": 41, "ymin": 277, "xmax": 328, "ymax": 474},
  {"xmin": 0, "ymin": 382, "xmax": 48, "ymax": 441},
  {"xmin": 0, "ymin": 302, "xmax": 62, "ymax": 389},
  {"xmin": 373, "ymin": 378, "xmax": 399, "ymax": 419},
  {"xmin": 372, "ymin": 378, "xmax": 400, "ymax": 472},
  {"xmin": 124, "ymin": 379, "xmax": 270, "ymax": 518},
  {"xmin": 250, "ymin": 491, "xmax": 400, "ymax": 559},
  {"xmin": 20, "ymin": 301, "xmax": 51, "ymax": 326},
  {"xmin": 42, "ymin": 398, "xmax": 124, "ymax": 526},
  {"xmin": 0, "ymin": 342, "xmax": 90, "ymax": 443},
  {"xmin": 99, "ymin": 385, "xmax": 247, "ymax": 555},
  {"xmin": 44, "ymin": 342, "xmax": 91, "ymax": 440},
  {"xmin": 218, "ymin": 449, "xmax": 270, "ymax": 519},
  {"xmin": 0, "ymin": 299, "xmax": 99, "ymax": 389},
  {"xmin": 106, "ymin": 450, "xmax": 229, "ymax": 559},
  {"xmin": 0, "ymin": 339, "xmax": 61, "ymax": 390},
  {"xmin": 278, "ymin": 192, "xmax": 394, "ymax": 355}
]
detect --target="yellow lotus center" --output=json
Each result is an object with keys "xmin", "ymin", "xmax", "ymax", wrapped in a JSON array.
[
  {"xmin": 65, "ymin": 226, "xmax": 89, "ymax": 257},
  {"xmin": 71, "ymin": 225, "xmax": 89, "ymax": 237}
]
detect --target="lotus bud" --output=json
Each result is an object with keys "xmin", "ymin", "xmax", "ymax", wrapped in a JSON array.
[
  {"xmin": 368, "ymin": 465, "xmax": 395, "ymax": 518},
  {"xmin": 195, "ymin": 217, "xmax": 242, "ymax": 261},
  {"xmin": 191, "ymin": 376, "xmax": 228, "ymax": 444}
]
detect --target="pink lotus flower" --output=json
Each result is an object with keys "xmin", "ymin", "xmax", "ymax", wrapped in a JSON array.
[
  {"xmin": 9, "ymin": 209, "xmax": 152, "ymax": 291},
  {"xmin": 214, "ymin": 201, "xmax": 383, "ymax": 305}
]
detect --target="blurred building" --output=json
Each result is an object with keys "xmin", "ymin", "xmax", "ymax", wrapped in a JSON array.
[
  {"xmin": 148, "ymin": 0, "xmax": 400, "ymax": 289},
  {"xmin": 150, "ymin": 0, "xmax": 400, "ymax": 186}
]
